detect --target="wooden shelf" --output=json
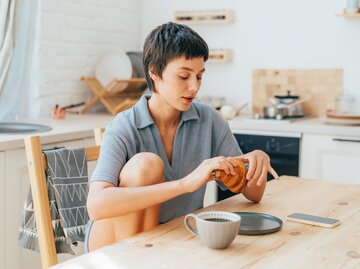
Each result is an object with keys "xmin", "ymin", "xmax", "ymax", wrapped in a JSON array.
[
  {"xmin": 336, "ymin": 10, "xmax": 360, "ymax": 18},
  {"xmin": 174, "ymin": 10, "xmax": 234, "ymax": 25},
  {"xmin": 208, "ymin": 49, "xmax": 233, "ymax": 63}
]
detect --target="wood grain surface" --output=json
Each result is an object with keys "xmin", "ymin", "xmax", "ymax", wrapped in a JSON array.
[
  {"xmin": 252, "ymin": 69, "xmax": 343, "ymax": 117},
  {"xmin": 52, "ymin": 176, "xmax": 360, "ymax": 269}
]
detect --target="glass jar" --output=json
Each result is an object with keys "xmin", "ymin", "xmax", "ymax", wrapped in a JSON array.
[
  {"xmin": 346, "ymin": 0, "xmax": 359, "ymax": 14},
  {"xmin": 335, "ymin": 91, "xmax": 355, "ymax": 114}
]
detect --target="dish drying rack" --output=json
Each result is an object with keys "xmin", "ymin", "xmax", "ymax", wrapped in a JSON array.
[{"xmin": 81, "ymin": 76, "xmax": 147, "ymax": 115}]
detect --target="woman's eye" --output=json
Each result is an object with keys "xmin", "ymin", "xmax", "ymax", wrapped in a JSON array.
[
  {"xmin": 197, "ymin": 77, "xmax": 202, "ymax": 81},
  {"xmin": 179, "ymin": 76, "xmax": 188, "ymax": 80}
]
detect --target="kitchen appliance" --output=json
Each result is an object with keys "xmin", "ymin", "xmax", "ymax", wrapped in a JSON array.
[
  {"xmin": 217, "ymin": 132, "xmax": 300, "ymax": 201},
  {"xmin": 263, "ymin": 91, "xmax": 306, "ymax": 119}
]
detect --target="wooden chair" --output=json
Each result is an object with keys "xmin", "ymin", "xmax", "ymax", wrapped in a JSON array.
[{"xmin": 24, "ymin": 128, "xmax": 104, "ymax": 269}]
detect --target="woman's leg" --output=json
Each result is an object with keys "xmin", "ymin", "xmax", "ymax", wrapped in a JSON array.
[{"xmin": 88, "ymin": 152, "xmax": 164, "ymax": 251}]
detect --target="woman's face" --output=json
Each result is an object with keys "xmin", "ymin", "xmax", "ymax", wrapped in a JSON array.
[{"xmin": 151, "ymin": 56, "xmax": 205, "ymax": 111}]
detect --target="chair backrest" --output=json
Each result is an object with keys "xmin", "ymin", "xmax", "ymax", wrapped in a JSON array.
[{"xmin": 24, "ymin": 128, "xmax": 104, "ymax": 269}]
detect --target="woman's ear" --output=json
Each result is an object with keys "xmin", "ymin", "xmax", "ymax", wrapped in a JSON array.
[{"xmin": 149, "ymin": 68, "xmax": 159, "ymax": 81}]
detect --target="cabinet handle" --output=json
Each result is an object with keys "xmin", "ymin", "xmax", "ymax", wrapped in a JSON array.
[{"xmin": 332, "ymin": 138, "xmax": 360, "ymax": 143}]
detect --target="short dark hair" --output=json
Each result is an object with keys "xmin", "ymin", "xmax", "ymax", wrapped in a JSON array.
[{"xmin": 143, "ymin": 22, "xmax": 209, "ymax": 92}]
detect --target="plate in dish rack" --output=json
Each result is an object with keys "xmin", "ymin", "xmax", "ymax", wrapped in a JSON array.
[
  {"xmin": 95, "ymin": 49, "xmax": 132, "ymax": 90},
  {"xmin": 321, "ymin": 117, "xmax": 360, "ymax": 126}
]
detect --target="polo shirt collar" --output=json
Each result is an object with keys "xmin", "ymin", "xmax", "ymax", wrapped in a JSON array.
[
  {"xmin": 180, "ymin": 102, "xmax": 200, "ymax": 123},
  {"xmin": 135, "ymin": 94, "xmax": 200, "ymax": 129}
]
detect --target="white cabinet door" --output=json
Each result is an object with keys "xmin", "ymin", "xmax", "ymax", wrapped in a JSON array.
[
  {"xmin": 0, "ymin": 152, "xmax": 5, "ymax": 269},
  {"xmin": 300, "ymin": 134, "xmax": 360, "ymax": 184},
  {"xmin": 5, "ymin": 139, "xmax": 84, "ymax": 269}
]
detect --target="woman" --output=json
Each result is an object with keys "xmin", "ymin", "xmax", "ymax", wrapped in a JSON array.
[{"xmin": 85, "ymin": 22, "xmax": 278, "ymax": 252}]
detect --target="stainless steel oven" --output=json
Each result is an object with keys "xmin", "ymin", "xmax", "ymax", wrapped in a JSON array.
[{"xmin": 217, "ymin": 131, "xmax": 301, "ymax": 201}]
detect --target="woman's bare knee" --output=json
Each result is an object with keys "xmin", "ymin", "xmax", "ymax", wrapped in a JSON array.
[{"xmin": 119, "ymin": 152, "xmax": 164, "ymax": 187}]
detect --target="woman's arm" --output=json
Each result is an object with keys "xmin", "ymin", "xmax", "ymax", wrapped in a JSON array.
[
  {"xmin": 87, "ymin": 156, "xmax": 237, "ymax": 221},
  {"xmin": 87, "ymin": 180, "xmax": 186, "ymax": 221}
]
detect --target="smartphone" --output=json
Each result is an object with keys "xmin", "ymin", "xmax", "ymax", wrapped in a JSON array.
[{"xmin": 286, "ymin": 213, "xmax": 341, "ymax": 228}]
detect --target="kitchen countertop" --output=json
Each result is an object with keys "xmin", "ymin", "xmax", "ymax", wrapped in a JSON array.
[
  {"xmin": 0, "ymin": 114, "xmax": 114, "ymax": 150},
  {"xmin": 229, "ymin": 117, "xmax": 360, "ymax": 138},
  {"xmin": 1, "ymin": 114, "xmax": 359, "ymax": 151}
]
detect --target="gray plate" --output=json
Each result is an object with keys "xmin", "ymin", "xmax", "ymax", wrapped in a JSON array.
[{"xmin": 233, "ymin": 212, "xmax": 283, "ymax": 235}]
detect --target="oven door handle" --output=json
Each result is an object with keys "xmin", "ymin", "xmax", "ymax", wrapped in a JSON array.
[{"xmin": 332, "ymin": 138, "xmax": 360, "ymax": 143}]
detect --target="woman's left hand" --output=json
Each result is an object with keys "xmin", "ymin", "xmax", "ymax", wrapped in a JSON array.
[{"xmin": 236, "ymin": 150, "xmax": 279, "ymax": 187}]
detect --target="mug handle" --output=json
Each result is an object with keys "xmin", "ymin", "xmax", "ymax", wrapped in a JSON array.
[{"xmin": 184, "ymin": 213, "xmax": 199, "ymax": 237}]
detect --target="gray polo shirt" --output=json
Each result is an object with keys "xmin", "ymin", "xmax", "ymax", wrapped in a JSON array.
[{"xmin": 91, "ymin": 94, "xmax": 242, "ymax": 223}]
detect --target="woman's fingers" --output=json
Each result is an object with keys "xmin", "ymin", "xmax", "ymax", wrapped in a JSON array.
[
  {"xmin": 257, "ymin": 165, "xmax": 268, "ymax": 186},
  {"xmin": 226, "ymin": 157, "xmax": 238, "ymax": 175},
  {"xmin": 251, "ymin": 156, "xmax": 263, "ymax": 182},
  {"xmin": 245, "ymin": 155, "xmax": 256, "ymax": 180},
  {"xmin": 211, "ymin": 153, "xmax": 277, "ymax": 186},
  {"xmin": 212, "ymin": 157, "xmax": 236, "ymax": 175},
  {"xmin": 234, "ymin": 156, "xmax": 249, "ymax": 163},
  {"xmin": 269, "ymin": 166, "xmax": 279, "ymax": 179}
]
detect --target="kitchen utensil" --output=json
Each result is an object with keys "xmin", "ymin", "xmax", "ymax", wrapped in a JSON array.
[
  {"xmin": 51, "ymin": 107, "xmax": 65, "ymax": 119},
  {"xmin": 61, "ymin": 102, "xmax": 85, "ymax": 110},
  {"xmin": 263, "ymin": 91, "xmax": 308, "ymax": 118},
  {"xmin": 233, "ymin": 212, "xmax": 283, "ymax": 235},
  {"xmin": 284, "ymin": 98, "xmax": 309, "ymax": 117},
  {"xmin": 274, "ymin": 91, "xmax": 300, "ymax": 104},
  {"xmin": 235, "ymin": 102, "xmax": 249, "ymax": 116},
  {"xmin": 263, "ymin": 103, "xmax": 288, "ymax": 118},
  {"xmin": 184, "ymin": 211, "xmax": 241, "ymax": 249}
]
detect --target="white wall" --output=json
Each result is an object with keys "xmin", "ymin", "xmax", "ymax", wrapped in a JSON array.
[
  {"xmin": 36, "ymin": 0, "xmax": 141, "ymax": 117},
  {"xmin": 140, "ymin": 0, "xmax": 360, "ymax": 109}
]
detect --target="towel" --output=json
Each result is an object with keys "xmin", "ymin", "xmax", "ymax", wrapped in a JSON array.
[{"xmin": 18, "ymin": 147, "xmax": 89, "ymax": 254}]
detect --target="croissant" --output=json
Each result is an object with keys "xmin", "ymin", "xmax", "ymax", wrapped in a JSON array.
[{"xmin": 213, "ymin": 158, "xmax": 248, "ymax": 193}]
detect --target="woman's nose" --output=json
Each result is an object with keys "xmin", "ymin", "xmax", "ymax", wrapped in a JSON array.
[{"xmin": 189, "ymin": 78, "xmax": 200, "ymax": 92}]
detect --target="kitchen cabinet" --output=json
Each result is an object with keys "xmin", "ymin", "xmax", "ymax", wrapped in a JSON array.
[
  {"xmin": 0, "ymin": 152, "xmax": 5, "ymax": 269},
  {"xmin": 300, "ymin": 133, "xmax": 360, "ymax": 184},
  {"xmin": 4, "ymin": 138, "xmax": 88, "ymax": 269}
]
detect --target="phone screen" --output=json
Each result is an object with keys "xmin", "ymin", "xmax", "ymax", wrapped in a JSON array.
[{"xmin": 288, "ymin": 213, "xmax": 339, "ymax": 224}]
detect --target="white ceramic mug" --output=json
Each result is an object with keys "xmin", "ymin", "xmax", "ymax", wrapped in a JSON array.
[{"xmin": 184, "ymin": 211, "xmax": 241, "ymax": 249}]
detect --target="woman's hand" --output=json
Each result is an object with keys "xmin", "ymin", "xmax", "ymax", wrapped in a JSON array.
[
  {"xmin": 236, "ymin": 150, "xmax": 279, "ymax": 188},
  {"xmin": 181, "ymin": 156, "xmax": 238, "ymax": 193}
]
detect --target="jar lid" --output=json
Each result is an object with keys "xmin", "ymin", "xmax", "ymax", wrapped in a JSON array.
[{"xmin": 275, "ymin": 90, "xmax": 299, "ymax": 100}]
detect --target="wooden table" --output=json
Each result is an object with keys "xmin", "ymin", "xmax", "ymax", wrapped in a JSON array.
[{"xmin": 53, "ymin": 176, "xmax": 360, "ymax": 269}]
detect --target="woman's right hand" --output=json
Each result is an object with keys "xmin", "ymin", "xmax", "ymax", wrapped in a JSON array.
[{"xmin": 181, "ymin": 156, "xmax": 238, "ymax": 193}]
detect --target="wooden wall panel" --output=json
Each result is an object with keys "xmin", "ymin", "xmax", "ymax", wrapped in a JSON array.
[{"xmin": 252, "ymin": 69, "xmax": 343, "ymax": 117}]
